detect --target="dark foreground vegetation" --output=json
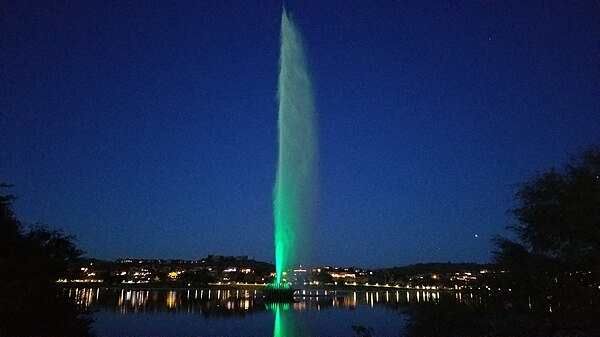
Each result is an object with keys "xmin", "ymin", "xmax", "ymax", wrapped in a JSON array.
[
  {"xmin": 0, "ymin": 184, "xmax": 93, "ymax": 337},
  {"xmin": 406, "ymin": 146, "xmax": 600, "ymax": 337}
]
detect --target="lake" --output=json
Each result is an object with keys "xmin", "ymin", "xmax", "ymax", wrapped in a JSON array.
[{"xmin": 67, "ymin": 286, "xmax": 471, "ymax": 336}]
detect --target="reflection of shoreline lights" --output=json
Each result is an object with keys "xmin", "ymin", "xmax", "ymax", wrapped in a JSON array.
[
  {"xmin": 73, "ymin": 288, "xmax": 96, "ymax": 308},
  {"xmin": 166, "ymin": 291, "xmax": 174, "ymax": 308},
  {"xmin": 117, "ymin": 289, "xmax": 150, "ymax": 313},
  {"xmin": 65, "ymin": 287, "xmax": 479, "ymax": 314},
  {"xmin": 293, "ymin": 301, "xmax": 306, "ymax": 311},
  {"xmin": 166, "ymin": 291, "xmax": 177, "ymax": 309}
]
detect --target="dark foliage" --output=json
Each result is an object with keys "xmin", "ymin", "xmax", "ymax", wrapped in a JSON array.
[
  {"xmin": 405, "ymin": 299, "xmax": 593, "ymax": 337},
  {"xmin": 386, "ymin": 263, "xmax": 493, "ymax": 276},
  {"xmin": 493, "ymin": 147, "xmax": 600, "ymax": 315},
  {"xmin": 0, "ymin": 184, "xmax": 93, "ymax": 337},
  {"xmin": 179, "ymin": 269, "xmax": 217, "ymax": 285},
  {"xmin": 503, "ymin": 147, "xmax": 600, "ymax": 261},
  {"xmin": 494, "ymin": 147, "xmax": 600, "ymax": 335},
  {"xmin": 407, "ymin": 146, "xmax": 600, "ymax": 337}
]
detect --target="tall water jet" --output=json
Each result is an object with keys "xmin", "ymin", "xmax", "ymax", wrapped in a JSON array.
[{"xmin": 273, "ymin": 8, "xmax": 317, "ymax": 285}]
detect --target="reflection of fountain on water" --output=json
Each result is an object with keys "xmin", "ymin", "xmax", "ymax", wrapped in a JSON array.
[{"xmin": 268, "ymin": 302, "xmax": 300, "ymax": 337}]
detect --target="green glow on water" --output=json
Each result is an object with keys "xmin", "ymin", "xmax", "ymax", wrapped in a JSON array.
[
  {"xmin": 274, "ymin": 9, "xmax": 316, "ymax": 283},
  {"xmin": 271, "ymin": 302, "xmax": 294, "ymax": 337},
  {"xmin": 274, "ymin": 305, "xmax": 282, "ymax": 337}
]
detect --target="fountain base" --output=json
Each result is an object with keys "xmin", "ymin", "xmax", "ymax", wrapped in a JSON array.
[{"xmin": 263, "ymin": 282, "xmax": 295, "ymax": 301}]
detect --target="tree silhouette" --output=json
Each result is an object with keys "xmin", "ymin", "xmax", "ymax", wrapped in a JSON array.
[
  {"xmin": 493, "ymin": 146, "xmax": 600, "ymax": 332},
  {"xmin": 408, "ymin": 147, "xmax": 600, "ymax": 337},
  {"xmin": 0, "ymin": 184, "xmax": 93, "ymax": 337}
]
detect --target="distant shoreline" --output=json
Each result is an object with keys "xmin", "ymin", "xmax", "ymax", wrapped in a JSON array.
[{"xmin": 59, "ymin": 281, "xmax": 463, "ymax": 292}]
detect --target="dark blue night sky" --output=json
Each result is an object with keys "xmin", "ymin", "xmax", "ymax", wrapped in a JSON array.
[{"xmin": 2, "ymin": 1, "xmax": 599, "ymax": 267}]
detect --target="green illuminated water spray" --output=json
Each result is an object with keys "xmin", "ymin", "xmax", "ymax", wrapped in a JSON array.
[{"xmin": 274, "ymin": 8, "xmax": 317, "ymax": 284}]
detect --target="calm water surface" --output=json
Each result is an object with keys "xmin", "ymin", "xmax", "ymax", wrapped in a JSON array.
[{"xmin": 68, "ymin": 287, "xmax": 470, "ymax": 336}]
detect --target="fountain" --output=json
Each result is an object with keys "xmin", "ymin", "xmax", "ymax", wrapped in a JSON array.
[{"xmin": 266, "ymin": 7, "xmax": 317, "ymax": 300}]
